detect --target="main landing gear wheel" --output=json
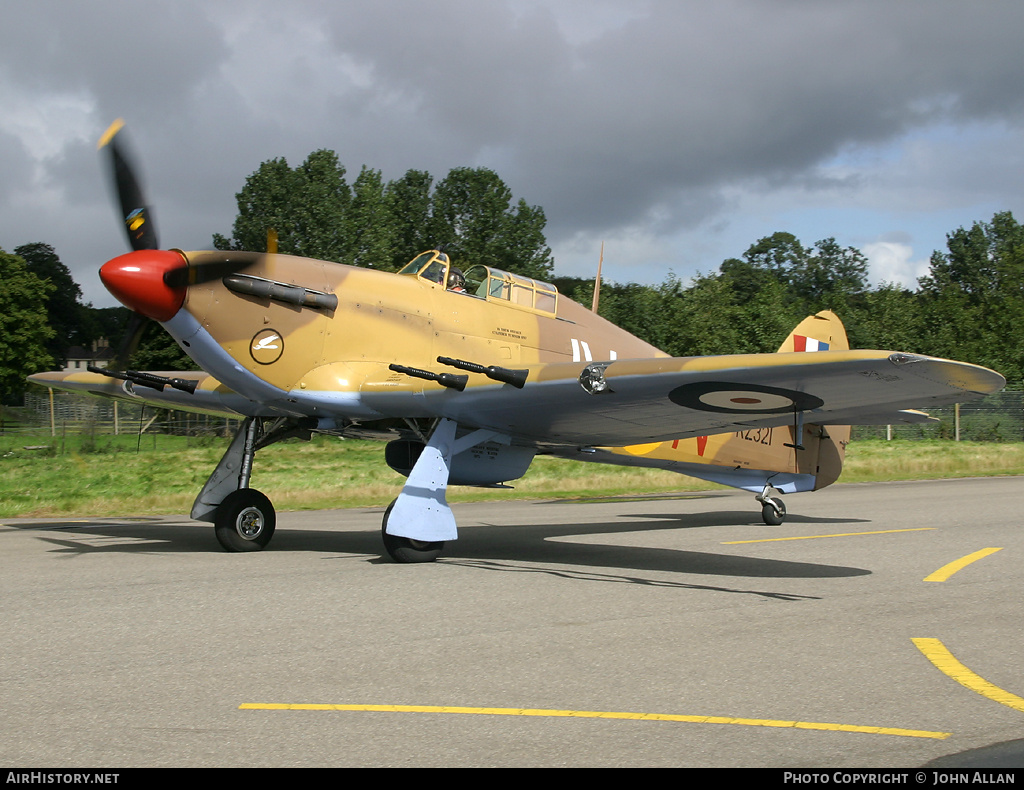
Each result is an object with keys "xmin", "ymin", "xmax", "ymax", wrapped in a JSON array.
[
  {"xmin": 214, "ymin": 488, "xmax": 276, "ymax": 552},
  {"xmin": 761, "ymin": 497, "xmax": 786, "ymax": 526},
  {"xmin": 380, "ymin": 499, "xmax": 445, "ymax": 563}
]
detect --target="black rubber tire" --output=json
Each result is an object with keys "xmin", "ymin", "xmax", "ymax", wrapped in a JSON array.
[
  {"xmin": 214, "ymin": 489, "xmax": 276, "ymax": 552},
  {"xmin": 381, "ymin": 499, "xmax": 445, "ymax": 563},
  {"xmin": 761, "ymin": 497, "xmax": 786, "ymax": 526}
]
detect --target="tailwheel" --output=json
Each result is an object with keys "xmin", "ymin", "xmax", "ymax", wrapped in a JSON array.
[
  {"xmin": 214, "ymin": 488, "xmax": 276, "ymax": 552},
  {"xmin": 761, "ymin": 496, "xmax": 786, "ymax": 526},
  {"xmin": 381, "ymin": 499, "xmax": 445, "ymax": 563}
]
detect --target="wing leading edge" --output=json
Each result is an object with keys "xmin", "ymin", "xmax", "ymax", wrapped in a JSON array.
[{"xmin": 27, "ymin": 369, "xmax": 257, "ymax": 419}]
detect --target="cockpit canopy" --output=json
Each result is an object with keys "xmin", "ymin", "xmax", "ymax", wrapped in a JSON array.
[
  {"xmin": 399, "ymin": 250, "xmax": 450, "ymax": 286},
  {"xmin": 399, "ymin": 250, "xmax": 558, "ymax": 315}
]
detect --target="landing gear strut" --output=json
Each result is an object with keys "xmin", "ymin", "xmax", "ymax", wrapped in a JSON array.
[
  {"xmin": 379, "ymin": 417, "xmax": 510, "ymax": 562},
  {"xmin": 192, "ymin": 416, "xmax": 313, "ymax": 552}
]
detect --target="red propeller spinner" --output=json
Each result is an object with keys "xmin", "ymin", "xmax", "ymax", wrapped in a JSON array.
[{"xmin": 99, "ymin": 249, "xmax": 187, "ymax": 322}]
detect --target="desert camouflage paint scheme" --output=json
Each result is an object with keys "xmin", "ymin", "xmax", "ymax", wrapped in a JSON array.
[{"xmin": 28, "ymin": 122, "xmax": 1005, "ymax": 561}]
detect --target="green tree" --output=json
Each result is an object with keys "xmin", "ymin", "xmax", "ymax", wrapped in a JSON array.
[
  {"xmin": 385, "ymin": 169, "xmax": 434, "ymax": 269},
  {"xmin": 502, "ymin": 199, "xmax": 554, "ymax": 280},
  {"xmin": 791, "ymin": 237, "xmax": 869, "ymax": 311},
  {"xmin": 216, "ymin": 156, "xmax": 553, "ymax": 280},
  {"xmin": 214, "ymin": 151, "xmax": 351, "ymax": 261},
  {"xmin": 742, "ymin": 231, "xmax": 806, "ymax": 276},
  {"xmin": 679, "ymin": 268, "xmax": 799, "ymax": 356},
  {"xmin": 0, "ymin": 249, "xmax": 54, "ymax": 403},
  {"xmin": 14, "ymin": 242, "xmax": 85, "ymax": 366},
  {"xmin": 919, "ymin": 211, "xmax": 1024, "ymax": 386},
  {"xmin": 852, "ymin": 284, "xmax": 923, "ymax": 353},
  {"xmin": 675, "ymin": 271, "xmax": 749, "ymax": 355},
  {"xmin": 430, "ymin": 167, "xmax": 553, "ymax": 279},
  {"xmin": 347, "ymin": 166, "xmax": 396, "ymax": 270},
  {"xmin": 590, "ymin": 279, "xmax": 683, "ymax": 355},
  {"xmin": 214, "ymin": 157, "xmax": 294, "ymax": 253},
  {"xmin": 293, "ymin": 150, "xmax": 351, "ymax": 261},
  {"xmin": 736, "ymin": 232, "xmax": 869, "ymax": 317}
]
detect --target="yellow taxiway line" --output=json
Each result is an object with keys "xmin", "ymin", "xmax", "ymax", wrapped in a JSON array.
[
  {"xmin": 913, "ymin": 638, "xmax": 1024, "ymax": 713},
  {"xmin": 238, "ymin": 703, "xmax": 950, "ymax": 739},
  {"xmin": 923, "ymin": 548, "xmax": 1002, "ymax": 582},
  {"xmin": 722, "ymin": 528, "xmax": 934, "ymax": 545}
]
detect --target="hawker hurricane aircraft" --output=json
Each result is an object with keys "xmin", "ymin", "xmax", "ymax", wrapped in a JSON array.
[{"xmin": 29, "ymin": 121, "xmax": 1005, "ymax": 562}]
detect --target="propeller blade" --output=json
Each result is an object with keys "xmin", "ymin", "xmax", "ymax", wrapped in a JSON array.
[
  {"xmin": 98, "ymin": 119, "xmax": 159, "ymax": 251},
  {"xmin": 94, "ymin": 122, "xmax": 266, "ymax": 364},
  {"xmin": 163, "ymin": 251, "xmax": 266, "ymax": 288},
  {"xmin": 108, "ymin": 312, "xmax": 148, "ymax": 373}
]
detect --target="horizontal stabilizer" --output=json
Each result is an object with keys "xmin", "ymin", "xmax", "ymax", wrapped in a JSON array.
[{"xmin": 814, "ymin": 409, "xmax": 936, "ymax": 426}]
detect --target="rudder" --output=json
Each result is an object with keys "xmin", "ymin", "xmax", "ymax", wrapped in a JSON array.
[{"xmin": 777, "ymin": 310, "xmax": 849, "ymax": 353}]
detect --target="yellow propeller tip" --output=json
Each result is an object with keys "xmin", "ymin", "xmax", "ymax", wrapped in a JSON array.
[{"xmin": 97, "ymin": 118, "xmax": 125, "ymax": 150}]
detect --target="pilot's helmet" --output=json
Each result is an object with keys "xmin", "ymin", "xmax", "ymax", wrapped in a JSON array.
[{"xmin": 447, "ymin": 267, "xmax": 466, "ymax": 291}]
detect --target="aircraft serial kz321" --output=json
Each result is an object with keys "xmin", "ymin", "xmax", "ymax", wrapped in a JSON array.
[{"xmin": 30, "ymin": 121, "xmax": 1005, "ymax": 562}]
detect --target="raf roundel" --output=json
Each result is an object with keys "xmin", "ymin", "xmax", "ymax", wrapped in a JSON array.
[
  {"xmin": 669, "ymin": 381, "xmax": 824, "ymax": 414},
  {"xmin": 250, "ymin": 329, "xmax": 284, "ymax": 365}
]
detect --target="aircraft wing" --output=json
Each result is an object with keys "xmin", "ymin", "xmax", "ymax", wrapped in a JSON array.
[
  {"xmin": 30, "ymin": 349, "xmax": 1002, "ymax": 447},
  {"xmin": 435, "ymin": 350, "xmax": 1003, "ymax": 446},
  {"xmin": 27, "ymin": 369, "xmax": 255, "ymax": 419}
]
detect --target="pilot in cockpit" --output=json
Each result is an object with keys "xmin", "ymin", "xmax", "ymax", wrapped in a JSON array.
[{"xmin": 446, "ymin": 267, "xmax": 466, "ymax": 293}]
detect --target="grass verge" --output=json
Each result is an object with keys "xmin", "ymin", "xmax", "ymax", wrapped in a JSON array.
[{"xmin": 1, "ymin": 434, "xmax": 1022, "ymax": 519}]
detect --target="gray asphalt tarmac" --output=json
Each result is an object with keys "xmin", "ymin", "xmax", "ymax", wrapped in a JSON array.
[{"xmin": 1, "ymin": 477, "xmax": 1022, "ymax": 768}]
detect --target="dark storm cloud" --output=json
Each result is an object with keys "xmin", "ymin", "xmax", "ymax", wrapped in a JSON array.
[
  {"xmin": 0, "ymin": 127, "xmax": 33, "ymax": 204},
  {"xmin": 0, "ymin": 0, "xmax": 224, "ymax": 115},
  {"xmin": 2, "ymin": 0, "xmax": 1024, "ymax": 297},
  {"xmin": 310, "ymin": 0, "xmax": 1024, "ymax": 239},
  {"xmin": 522, "ymin": 1, "xmax": 1024, "ymax": 234}
]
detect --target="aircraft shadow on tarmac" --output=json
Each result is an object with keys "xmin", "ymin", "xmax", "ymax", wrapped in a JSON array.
[
  {"xmin": 25, "ymin": 503, "xmax": 873, "ymax": 591},
  {"xmin": 444, "ymin": 514, "xmax": 872, "ymax": 583},
  {"xmin": 607, "ymin": 511, "xmax": 868, "ymax": 528}
]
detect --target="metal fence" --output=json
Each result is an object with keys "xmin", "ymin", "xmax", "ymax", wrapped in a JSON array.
[
  {"xmin": 850, "ymin": 390, "xmax": 1024, "ymax": 442},
  {"xmin": 7, "ymin": 389, "xmax": 1024, "ymax": 442},
  {"xmin": 6, "ymin": 390, "xmax": 240, "ymax": 439}
]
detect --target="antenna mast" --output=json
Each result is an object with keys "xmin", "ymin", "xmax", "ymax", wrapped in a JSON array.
[{"xmin": 591, "ymin": 241, "xmax": 604, "ymax": 312}]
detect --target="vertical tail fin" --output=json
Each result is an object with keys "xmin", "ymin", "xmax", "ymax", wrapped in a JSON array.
[
  {"xmin": 777, "ymin": 310, "xmax": 849, "ymax": 353},
  {"xmin": 776, "ymin": 310, "xmax": 850, "ymax": 489}
]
